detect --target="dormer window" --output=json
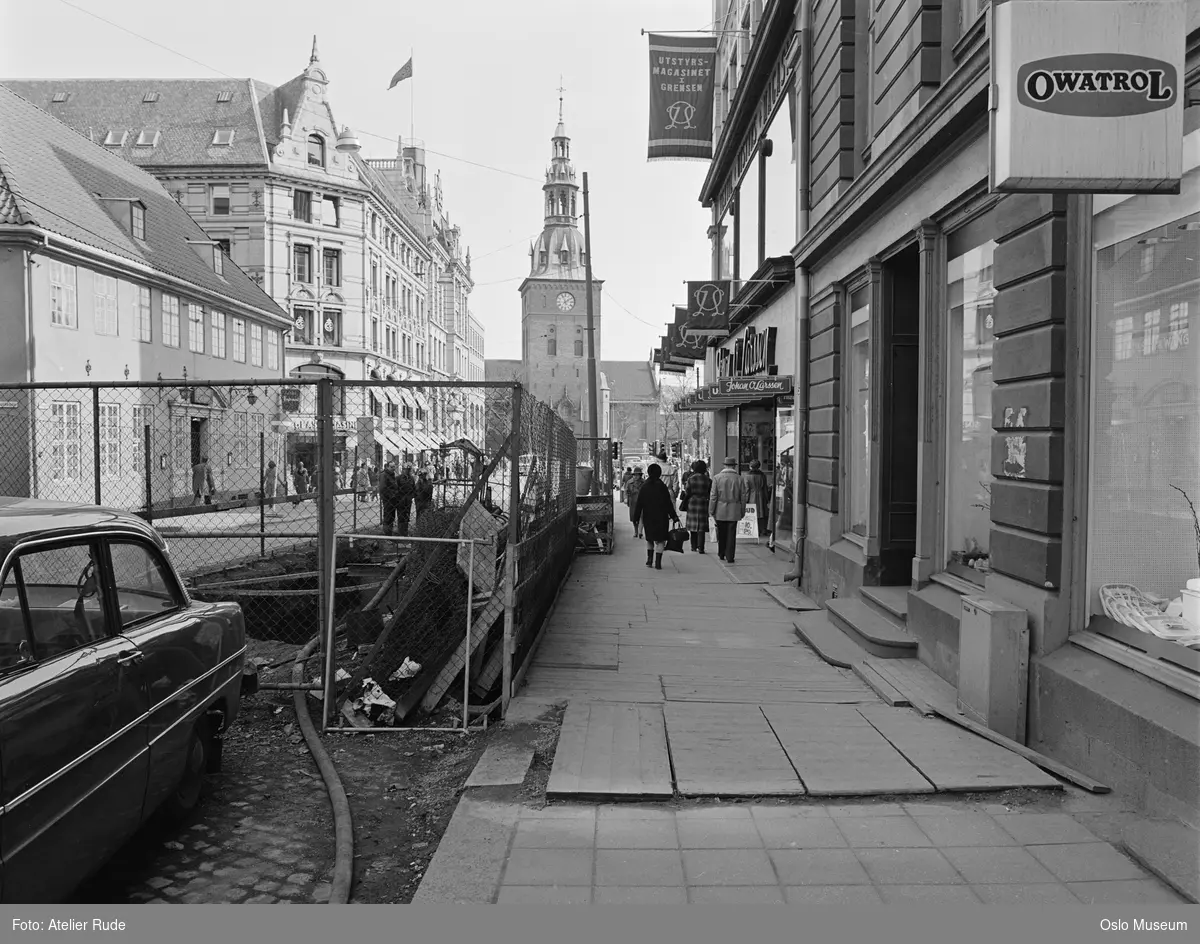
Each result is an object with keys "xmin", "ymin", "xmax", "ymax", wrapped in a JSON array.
[
  {"xmin": 216, "ymin": 90, "xmax": 233, "ymax": 103},
  {"xmin": 539, "ymin": 251, "xmax": 548, "ymax": 267},
  {"xmin": 130, "ymin": 202, "xmax": 145, "ymax": 240},
  {"xmin": 143, "ymin": 91, "xmax": 159, "ymax": 103},
  {"xmin": 560, "ymin": 250, "xmax": 569, "ymax": 265},
  {"xmin": 307, "ymin": 134, "xmax": 325, "ymax": 168},
  {"xmin": 213, "ymin": 247, "xmax": 224, "ymax": 277},
  {"xmin": 134, "ymin": 130, "xmax": 160, "ymax": 148},
  {"xmin": 52, "ymin": 91, "xmax": 69, "ymax": 103},
  {"xmin": 102, "ymin": 130, "xmax": 127, "ymax": 147},
  {"xmin": 212, "ymin": 129, "xmax": 235, "ymax": 146}
]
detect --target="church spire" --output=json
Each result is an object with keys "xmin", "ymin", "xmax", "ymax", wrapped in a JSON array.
[
  {"xmin": 530, "ymin": 92, "xmax": 587, "ymax": 278},
  {"xmin": 310, "ymin": 35, "xmax": 320, "ymax": 65}
]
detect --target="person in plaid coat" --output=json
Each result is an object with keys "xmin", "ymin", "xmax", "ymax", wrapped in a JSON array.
[
  {"xmin": 683, "ymin": 460, "xmax": 712, "ymax": 553},
  {"xmin": 624, "ymin": 466, "xmax": 645, "ymax": 538}
]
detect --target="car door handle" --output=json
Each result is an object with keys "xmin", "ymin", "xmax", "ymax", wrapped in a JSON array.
[{"xmin": 116, "ymin": 649, "xmax": 145, "ymax": 666}]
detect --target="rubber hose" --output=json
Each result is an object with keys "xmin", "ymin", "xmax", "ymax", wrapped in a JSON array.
[{"xmin": 292, "ymin": 636, "xmax": 354, "ymax": 904}]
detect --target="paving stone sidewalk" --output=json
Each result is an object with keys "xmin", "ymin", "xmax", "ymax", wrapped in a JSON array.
[{"xmin": 419, "ymin": 795, "xmax": 1189, "ymax": 904}]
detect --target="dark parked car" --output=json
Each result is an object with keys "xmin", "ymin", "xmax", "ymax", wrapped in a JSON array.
[{"xmin": 0, "ymin": 498, "xmax": 248, "ymax": 903}]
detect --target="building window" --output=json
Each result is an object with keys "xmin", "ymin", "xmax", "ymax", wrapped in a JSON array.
[
  {"xmin": 103, "ymin": 131, "xmax": 127, "ymax": 147},
  {"xmin": 1087, "ymin": 134, "xmax": 1199, "ymax": 636},
  {"xmin": 136, "ymin": 285, "xmax": 151, "ymax": 342},
  {"xmin": 215, "ymin": 238, "xmax": 232, "ymax": 258},
  {"xmin": 188, "ymin": 304, "xmax": 205, "ymax": 353},
  {"xmin": 213, "ymin": 247, "xmax": 223, "ymax": 277},
  {"xmin": 267, "ymin": 329, "xmax": 280, "ymax": 370},
  {"xmin": 322, "ymin": 195, "xmax": 339, "ymax": 227},
  {"xmin": 211, "ymin": 184, "xmax": 231, "ymax": 215},
  {"xmin": 131, "ymin": 405, "xmax": 148, "ymax": 473},
  {"xmin": 293, "ymin": 189, "xmax": 312, "ymax": 223},
  {"xmin": 846, "ymin": 297, "xmax": 871, "ymax": 539},
  {"xmin": 547, "ymin": 337, "xmax": 557, "ymax": 355},
  {"xmin": 323, "ymin": 248, "xmax": 341, "ymax": 287},
  {"xmin": 210, "ymin": 310, "xmax": 226, "ymax": 358},
  {"xmin": 371, "ymin": 317, "xmax": 379, "ymax": 352},
  {"xmin": 250, "ymin": 322, "xmax": 263, "ymax": 366},
  {"xmin": 211, "ymin": 129, "xmax": 235, "ymax": 146},
  {"xmin": 162, "ymin": 294, "xmax": 180, "ymax": 347},
  {"xmin": 293, "ymin": 245, "xmax": 312, "ymax": 283},
  {"xmin": 49, "ymin": 261, "xmax": 77, "ymax": 328},
  {"xmin": 945, "ymin": 236, "xmax": 997, "ymax": 583},
  {"xmin": 737, "ymin": 164, "xmax": 762, "ymax": 282},
  {"xmin": 292, "ymin": 308, "xmax": 313, "ymax": 345},
  {"xmin": 94, "ymin": 273, "xmax": 118, "ymax": 336},
  {"xmin": 234, "ymin": 412, "xmax": 248, "ymax": 467},
  {"xmin": 763, "ymin": 103, "xmax": 794, "ymax": 259},
  {"xmin": 323, "ymin": 311, "xmax": 342, "ymax": 347},
  {"xmin": 98, "ymin": 403, "xmax": 120, "ymax": 479},
  {"xmin": 574, "ymin": 339, "xmax": 584, "ymax": 357},
  {"xmin": 49, "ymin": 401, "xmax": 82, "ymax": 482},
  {"xmin": 134, "ymin": 130, "xmax": 159, "ymax": 148},
  {"xmin": 232, "ymin": 317, "xmax": 246, "ymax": 362},
  {"xmin": 307, "ymin": 134, "xmax": 325, "ymax": 168},
  {"xmin": 131, "ymin": 202, "xmax": 146, "ymax": 240}
]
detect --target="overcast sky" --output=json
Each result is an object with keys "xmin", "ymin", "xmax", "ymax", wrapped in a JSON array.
[{"xmin": 0, "ymin": 0, "xmax": 714, "ymax": 363}]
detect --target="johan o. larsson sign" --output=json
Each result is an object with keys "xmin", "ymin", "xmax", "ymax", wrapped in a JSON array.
[
  {"xmin": 991, "ymin": 0, "xmax": 1185, "ymax": 193},
  {"xmin": 647, "ymin": 33, "xmax": 718, "ymax": 162},
  {"xmin": 716, "ymin": 376, "xmax": 793, "ymax": 398}
]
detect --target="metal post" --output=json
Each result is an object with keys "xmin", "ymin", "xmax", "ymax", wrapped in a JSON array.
[
  {"xmin": 463, "ymin": 539, "xmax": 474, "ymax": 733},
  {"xmin": 92, "ymin": 387, "xmax": 102, "ymax": 506},
  {"xmin": 582, "ymin": 173, "xmax": 599, "ymax": 450},
  {"xmin": 352, "ymin": 445, "xmax": 359, "ymax": 534},
  {"xmin": 322, "ymin": 535, "xmax": 339, "ymax": 731},
  {"xmin": 316, "ymin": 379, "xmax": 337, "ymax": 726},
  {"xmin": 143, "ymin": 424, "xmax": 153, "ymax": 523},
  {"xmin": 259, "ymin": 431, "xmax": 267, "ymax": 558},
  {"xmin": 502, "ymin": 384, "xmax": 522, "ymax": 716}
]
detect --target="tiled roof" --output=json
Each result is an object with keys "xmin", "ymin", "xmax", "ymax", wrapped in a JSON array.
[
  {"xmin": 484, "ymin": 359, "xmax": 522, "ymax": 383},
  {"xmin": 0, "ymin": 84, "xmax": 287, "ymax": 320},
  {"xmin": 1, "ymin": 78, "xmax": 271, "ymax": 167},
  {"xmin": 601, "ymin": 360, "xmax": 659, "ymax": 401},
  {"xmin": 0, "ymin": 166, "xmax": 30, "ymax": 224}
]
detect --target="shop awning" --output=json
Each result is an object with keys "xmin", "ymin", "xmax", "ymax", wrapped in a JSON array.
[{"xmin": 674, "ymin": 375, "xmax": 794, "ymax": 412}]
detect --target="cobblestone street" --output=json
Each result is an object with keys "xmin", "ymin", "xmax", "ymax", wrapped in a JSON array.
[{"xmin": 71, "ymin": 701, "xmax": 337, "ymax": 904}]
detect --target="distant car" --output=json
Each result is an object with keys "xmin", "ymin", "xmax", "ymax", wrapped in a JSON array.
[{"xmin": 0, "ymin": 498, "xmax": 249, "ymax": 903}]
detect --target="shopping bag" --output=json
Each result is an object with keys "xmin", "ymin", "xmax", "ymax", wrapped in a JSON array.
[{"xmin": 664, "ymin": 527, "xmax": 689, "ymax": 554}]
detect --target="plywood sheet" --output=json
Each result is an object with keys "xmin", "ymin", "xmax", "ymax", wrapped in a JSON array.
[
  {"xmin": 662, "ymin": 677, "xmax": 876, "ymax": 705},
  {"xmin": 546, "ymin": 702, "xmax": 673, "ymax": 798},
  {"xmin": 763, "ymin": 705, "xmax": 934, "ymax": 795},
  {"xmin": 663, "ymin": 703, "xmax": 804, "ymax": 796},
  {"xmin": 857, "ymin": 706, "xmax": 1064, "ymax": 792},
  {"xmin": 464, "ymin": 741, "xmax": 535, "ymax": 787},
  {"xmin": 536, "ymin": 636, "xmax": 618, "ymax": 669}
]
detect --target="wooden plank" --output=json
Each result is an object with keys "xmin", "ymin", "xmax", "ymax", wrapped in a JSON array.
[
  {"xmin": 856, "ymin": 706, "xmax": 1063, "ymax": 792},
  {"xmin": 764, "ymin": 705, "xmax": 935, "ymax": 796},
  {"xmin": 663, "ymin": 703, "xmax": 805, "ymax": 797},
  {"xmin": 928, "ymin": 706, "xmax": 1110, "ymax": 794},
  {"xmin": 793, "ymin": 613, "xmax": 870, "ymax": 668},
  {"xmin": 536, "ymin": 637, "xmax": 619, "ymax": 669},
  {"xmin": 868, "ymin": 658, "xmax": 958, "ymax": 717},
  {"xmin": 547, "ymin": 703, "xmax": 673, "ymax": 798},
  {"xmin": 464, "ymin": 742, "xmax": 535, "ymax": 787},
  {"xmin": 853, "ymin": 662, "xmax": 911, "ymax": 707},
  {"xmin": 662, "ymin": 678, "xmax": 876, "ymax": 706}
]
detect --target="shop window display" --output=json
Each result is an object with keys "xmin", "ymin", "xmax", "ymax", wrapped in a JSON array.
[
  {"xmin": 945, "ymin": 240, "xmax": 997, "ymax": 582},
  {"xmin": 1088, "ymin": 129, "xmax": 1200, "ymax": 641}
]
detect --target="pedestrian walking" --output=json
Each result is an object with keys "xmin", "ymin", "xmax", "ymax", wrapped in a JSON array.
[
  {"xmin": 710, "ymin": 456, "xmax": 748, "ymax": 564},
  {"xmin": 620, "ymin": 465, "xmax": 633, "ymax": 503},
  {"xmin": 633, "ymin": 463, "xmax": 681, "ymax": 571},
  {"xmin": 368, "ymin": 463, "xmax": 379, "ymax": 502},
  {"xmin": 655, "ymin": 450, "xmax": 680, "ymax": 497},
  {"xmin": 191, "ymin": 456, "xmax": 215, "ymax": 505},
  {"xmin": 414, "ymin": 470, "xmax": 433, "ymax": 523},
  {"xmin": 396, "ymin": 464, "xmax": 416, "ymax": 535},
  {"xmin": 683, "ymin": 459, "xmax": 713, "ymax": 554},
  {"xmin": 355, "ymin": 462, "xmax": 371, "ymax": 502},
  {"xmin": 294, "ymin": 462, "xmax": 309, "ymax": 496},
  {"xmin": 625, "ymin": 465, "xmax": 645, "ymax": 538},
  {"xmin": 263, "ymin": 460, "xmax": 281, "ymax": 503},
  {"xmin": 743, "ymin": 459, "xmax": 771, "ymax": 536},
  {"xmin": 379, "ymin": 462, "xmax": 400, "ymax": 534}
]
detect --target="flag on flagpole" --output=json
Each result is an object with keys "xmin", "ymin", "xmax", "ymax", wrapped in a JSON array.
[{"xmin": 389, "ymin": 57, "xmax": 413, "ymax": 89}]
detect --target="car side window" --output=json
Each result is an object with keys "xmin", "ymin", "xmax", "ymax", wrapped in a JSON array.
[
  {"xmin": 0, "ymin": 563, "xmax": 35, "ymax": 672},
  {"xmin": 107, "ymin": 540, "xmax": 184, "ymax": 628},
  {"xmin": 11, "ymin": 542, "xmax": 110, "ymax": 660}
]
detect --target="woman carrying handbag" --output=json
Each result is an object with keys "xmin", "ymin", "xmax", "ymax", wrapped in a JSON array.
[{"xmin": 632, "ymin": 463, "xmax": 681, "ymax": 570}]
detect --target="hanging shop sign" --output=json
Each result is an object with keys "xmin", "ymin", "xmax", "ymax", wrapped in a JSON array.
[
  {"xmin": 716, "ymin": 376, "xmax": 793, "ymax": 397},
  {"xmin": 990, "ymin": 0, "xmax": 1185, "ymax": 193},
  {"xmin": 671, "ymin": 306, "xmax": 707, "ymax": 361},
  {"xmin": 646, "ymin": 33, "xmax": 719, "ymax": 162},
  {"xmin": 716, "ymin": 325, "xmax": 778, "ymax": 379},
  {"xmin": 683, "ymin": 280, "xmax": 732, "ymax": 339},
  {"xmin": 654, "ymin": 345, "xmax": 687, "ymax": 374},
  {"xmin": 272, "ymin": 416, "xmax": 359, "ymax": 433},
  {"xmin": 281, "ymin": 387, "xmax": 302, "ymax": 413}
]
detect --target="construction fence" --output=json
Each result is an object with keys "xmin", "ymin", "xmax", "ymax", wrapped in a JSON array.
[{"xmin": 0, "ymin": 378, "xmax": 583, "ymax": 726}]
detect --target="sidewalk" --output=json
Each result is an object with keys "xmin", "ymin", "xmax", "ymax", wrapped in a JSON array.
[{"xmin": 414, "ymin": 523, "xmax": 1188, "ymax": 904}]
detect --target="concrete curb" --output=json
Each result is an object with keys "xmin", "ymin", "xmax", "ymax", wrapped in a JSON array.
[{"xmin": 411, "ymin": 799, "xmax": 519, "ymax": 903}]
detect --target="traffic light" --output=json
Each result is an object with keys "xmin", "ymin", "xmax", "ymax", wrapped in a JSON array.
[
  {"xmin": 670, "ymin": 441, "xmax": 682, "ymax": 460},
  {"xmin": 610, "ymin": 441, "xmax": 622, "ymax": 462}
]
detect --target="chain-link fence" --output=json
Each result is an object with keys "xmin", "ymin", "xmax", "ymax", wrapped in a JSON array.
[{"xmin": 0, "ymin": 379, "xmax": 578, "ymax": 726}]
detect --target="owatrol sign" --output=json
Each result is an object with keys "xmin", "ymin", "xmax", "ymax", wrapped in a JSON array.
[
  {"xmin": 991, "ymin": 1, "xmax": 1185, "ymax": 194},
  {"xmin": 1017, "ymin": 55, "xmax": 1177, "ymax": 117}
]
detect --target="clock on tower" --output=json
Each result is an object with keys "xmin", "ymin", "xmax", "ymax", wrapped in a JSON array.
[{"xmin": 556, "ymin": 292, "xmax": 575, "ymax": 312}]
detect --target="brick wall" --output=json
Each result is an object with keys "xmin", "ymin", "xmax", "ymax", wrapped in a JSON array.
[{"xmin": 989, "ymin": 194, "xmax": 1069, "ymax": 589}]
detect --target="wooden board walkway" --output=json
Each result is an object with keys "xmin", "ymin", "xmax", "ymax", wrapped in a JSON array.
[
  {"xmin": 857, "ymin": 705, "xmax": 1063, "ymax": 792},
  {"xmin": 663, "ymin": 703, "xmax": 805, "ymax": 797},
  {"xmin": 546, "ymin": 702, "xmax": 673, "ymax": 799},
  {"xmin": 763, "ymin": 705, "xmax": 935, "ymax": 796}
]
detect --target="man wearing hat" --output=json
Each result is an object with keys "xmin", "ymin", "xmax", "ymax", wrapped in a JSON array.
[{"xmin": 709, "ymin": 456, "xmax": 748, "ymax": 564}]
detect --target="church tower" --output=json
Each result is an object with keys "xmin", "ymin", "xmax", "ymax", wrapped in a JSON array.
[{"xmin": 517, "ymin": 89, "xmax": 603, "ymax": 436}]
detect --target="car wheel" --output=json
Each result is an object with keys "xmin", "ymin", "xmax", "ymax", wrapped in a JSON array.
[{"xmin": 163, "ymin": 720, "xmax": 210, "ymax": 820}]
